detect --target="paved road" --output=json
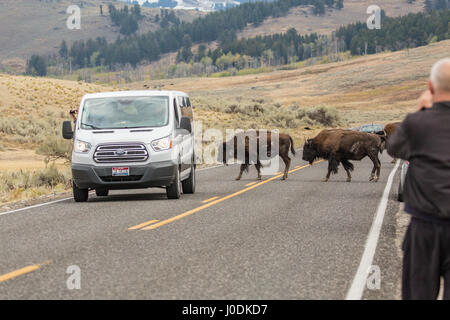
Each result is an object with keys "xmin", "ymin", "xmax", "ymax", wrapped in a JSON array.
[{"xmin": 0, "ymin": 153, "xmax": 402, "ymax": 299}]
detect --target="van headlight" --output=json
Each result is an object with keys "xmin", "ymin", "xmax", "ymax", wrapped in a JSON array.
[
  {"xmin": 74, "ymin": 140, "xmax": 92, "ymax": 153},
  {"xmin": 151, "ymin": 136, "xmax": 172, "ymax": 151}
]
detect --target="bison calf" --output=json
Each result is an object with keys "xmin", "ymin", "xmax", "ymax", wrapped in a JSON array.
[
  {"xmin": 302, "ymin": 129, "xmax": 385, "ymax": 182},
  {"xmin": 219, "ymin": 131, "xmax": 296, "ymax": 180}
]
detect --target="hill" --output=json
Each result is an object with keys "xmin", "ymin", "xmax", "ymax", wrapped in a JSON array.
[
  {"xmin": 238, "ymin": 0, "xmax": 425, "ymax": 39},
  {"xmin": 0, "ymin": 0, "xmax": 204, "ymax": 72}
]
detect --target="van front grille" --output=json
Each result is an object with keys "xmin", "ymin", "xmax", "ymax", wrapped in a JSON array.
[
  {"xmin": 94, "ymin": 143, "xmax": 148, "ymax": 163},
  {"xmin": 100, "ymin": 175, "xmax": 143, "ymax": 182}
]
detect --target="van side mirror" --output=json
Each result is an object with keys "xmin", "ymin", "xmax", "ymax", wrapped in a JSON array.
[
  {"xmin": 62, "ymin": 121, "xmax": 74, "ymax": 139},
  {"xmin": 180, "ymin": 117, "xmax": 192, "ymax": 133}
]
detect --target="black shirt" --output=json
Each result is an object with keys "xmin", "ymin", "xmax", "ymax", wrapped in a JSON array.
[{"xmin": 387, "ymin": 101, "xmax": 450, "ymax": 220}]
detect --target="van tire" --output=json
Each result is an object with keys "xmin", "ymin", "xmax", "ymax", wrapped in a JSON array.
[
  {"xmin": 166, "ymin": 167, "xmax": 181, "ymax": 199},
  {"xmin": 182, "ymin": 163, "xmax": 196, "ymax": 194},
  {"xmin": 73, "ymin": 182, "xmax": 89, "ymax": 202},
  {"xmin": 96, "ymin": 189, "xmax": 109, "ymax": 197}
]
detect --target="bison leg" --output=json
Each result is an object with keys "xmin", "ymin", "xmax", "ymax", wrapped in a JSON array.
[
  {"xmin": 324, "ymin": 157, "xmax": 339, "ymax": 182},
  {"xmin": 368, "ymin": 153, "xmax": 381, "ymax": 182},
  {"xmin": 280, "ymin": 155, "xmax": 291, "ymax": 180},
  {"xmin": 236, "ymin": 164, "xmax": 248, "ymax": 181},
  {"xmin": 255, "ymin": 161, "xmax": 262, "ymax": 180},
  {"xmin": 341, "ymin": 160, "xmax": 354, "ymax": 182}
]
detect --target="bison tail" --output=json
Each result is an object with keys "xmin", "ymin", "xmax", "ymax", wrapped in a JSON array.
[
  {"xmin": 341, "ymin": 159, "xmax": 354, "ymax": 172},
  {"xmin": 289, "ymin": 136, "xmax": 296, "ymax": 156}
]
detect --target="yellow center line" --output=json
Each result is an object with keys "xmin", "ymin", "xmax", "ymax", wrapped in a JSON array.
[
  {"xmin": 202, "ymin": 196, "xmax": 220, "ymax": 203},
  {"xmin": 128, "ymin": 219, "xmax": 159, "ymax": 230},
  {"xmin": 139, "ymin": 161, "xmax": 323, "ymax": 231},
  {"xmin": 245, "ymin": 182, "xmax": 258, "ymax": 186},
  {"xmin": 0, "ymin": 261, "xmax": 50, "ymax": 283}
]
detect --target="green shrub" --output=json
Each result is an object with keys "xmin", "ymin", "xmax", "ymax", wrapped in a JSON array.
[
  {"xmin": 36, "ymin": 135, "xmax": 72, "ymax": 164},
  {"xmin": 32, "ymin": 165, "xmax": 69, "ymax": 188},
  {"xmin": 296, "ymin": 106, "xmax": 342, "ymax": 127}
]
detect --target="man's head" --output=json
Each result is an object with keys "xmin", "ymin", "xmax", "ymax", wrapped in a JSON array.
[{"xmin": 428, "ymin": 58, "xmax": 450, "ymax": 102}]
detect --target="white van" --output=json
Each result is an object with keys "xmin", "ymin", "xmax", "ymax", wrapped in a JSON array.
[{"xmin": 62, "ymin": 91, "xmax": 196, "ymax": 202}]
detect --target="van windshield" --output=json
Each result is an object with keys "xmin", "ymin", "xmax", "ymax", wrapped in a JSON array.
[{"xmin": 80, "ymin": 96, "xmax": 169, "ymax": 129}]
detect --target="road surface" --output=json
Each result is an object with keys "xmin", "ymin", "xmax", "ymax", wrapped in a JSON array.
[{"xmin": 0, "ymin": 153, "xmax": 403, "ymax": 299}]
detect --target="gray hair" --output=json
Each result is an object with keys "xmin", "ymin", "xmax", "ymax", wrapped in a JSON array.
[{"xmin": 430, "ymin": 58, "xmax": 450, "ymax": 93}]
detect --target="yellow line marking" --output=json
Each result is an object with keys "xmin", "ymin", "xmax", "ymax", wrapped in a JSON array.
[
  {"xmin": 202, "ymin": 196, "xmax": 220, "ymax": 203},
  {"xmin": 140, "ymin": 161, "xmax": 323, "ymax": 231},
  {"xmin": 128, "ymin": 219, "xmax": 159, "ymax": 230},
  {"xmin": 0, "ymin": 261, "xmax": 50, "ymax": 283},
  {"xmin": 245, "ymin": 182, "xmax": 258, "ymax": 186}
]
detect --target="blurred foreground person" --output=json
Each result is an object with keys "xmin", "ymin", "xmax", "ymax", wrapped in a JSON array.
[{"xmin": 387, "ymin": 58, "xmax": 450, "ymax": 299}]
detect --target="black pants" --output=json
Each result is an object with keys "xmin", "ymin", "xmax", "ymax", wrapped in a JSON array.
[{"xmin": 402, "ymin": 217, "xmax": 450, "ymax": 300}]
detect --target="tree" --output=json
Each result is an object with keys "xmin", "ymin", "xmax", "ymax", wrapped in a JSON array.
[
  {"xmin": 313, "ymin": 1, "xmax": 326, "ymax": 15},
  {"xmin": 59, "ymin": 40, "xmax": 68, "ymax": 59},
  {"xmin": 26, "ymin": 55, "xmax": 47, "ymax": 76}
]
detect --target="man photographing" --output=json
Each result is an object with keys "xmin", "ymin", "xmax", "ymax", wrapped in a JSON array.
[{"xmin": 387, "ymin": 58, "xmax": 450, "ymax": 299}]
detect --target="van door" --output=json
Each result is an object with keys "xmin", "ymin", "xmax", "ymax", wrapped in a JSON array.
[
  {"xmin": 178, "ymin": 96, "xmax": 194, "ymax": 176},
  {"xmin": 172, "ymin": 97, "xmax": 184, "ymax": 168}
]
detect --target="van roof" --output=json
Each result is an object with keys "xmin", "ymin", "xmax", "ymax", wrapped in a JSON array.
[{"xmin": 82, "ymin": 90, "xmax": 189, "ymax": 100}]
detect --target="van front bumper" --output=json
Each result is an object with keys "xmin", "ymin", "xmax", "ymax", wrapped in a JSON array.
[{"xmin": 72, "ymin": 161, "xmax": 177, "ymax": 190}]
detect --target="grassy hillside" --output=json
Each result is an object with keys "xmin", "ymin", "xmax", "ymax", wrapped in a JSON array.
[
  {"xmin": 0, "ymin": 0, "xmax": 204, "ymax": 72},
  {"xmin": 238, "ymin": 0, "xmax": 425, "ymax": 39},
  {"xmin": 0, "ymin": 39, "xmax": 448, "ymax": 204}
]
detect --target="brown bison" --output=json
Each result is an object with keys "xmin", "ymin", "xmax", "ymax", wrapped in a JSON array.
[
  {"xmin": 384, "ymin": 122, "xmax": 401, "ymax": 137},
  {"xmin": 219, "ymin": 130, "xmax": 295, "ymax": 180},
  {"xmin": 384, "ymin": 122, "xmax": 401, "ymax": 163},
  {"xmin": 302, "ymin": 129, "xmax": 386, "ymax": 182}
]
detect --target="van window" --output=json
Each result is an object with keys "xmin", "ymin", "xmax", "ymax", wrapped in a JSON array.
[
  {"xmin": 80, "ymin": 96, "xmax": 169, "ymax": 129},
  {"xmin": 173, "ymin": 98, "xmax": 180, "ymax": 128},
  {"xmin": 179, "ymin": 96, "xmax": 193, "ymax": 122},
  {"xmin": 186, "ymin": 97, "xmax": 191, "ymax": 107}
]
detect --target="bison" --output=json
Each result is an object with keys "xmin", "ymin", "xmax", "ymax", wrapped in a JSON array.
[
  {"xmin": 219, "ymin": 130, "xmax": 296, "ymax": 180},
  {"xmin": 384, "ymin": 122, "xmax": 401, "ymax": 163},
  {"xmin": 302, "ymin": 129, "xmax": 386, "ymax": 182}
]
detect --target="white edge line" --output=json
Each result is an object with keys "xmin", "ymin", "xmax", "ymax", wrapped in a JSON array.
[
  {"xmin": 0, "ymin": 197, "xmax": 73, "ymax": 216},
  {"xmin": 0, "ymin": 148, "xmax": 304, "ymax": 216},
  {"xmin": 345, "ymin": 160, "xmax": 400, "ymax": 300},
  {"xmin": 0, "ymin": 165, "xmax": 227, "ymax": 217}
]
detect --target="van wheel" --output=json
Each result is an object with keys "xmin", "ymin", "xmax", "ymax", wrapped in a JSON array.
[
  {"xmin": 73, "ymin": 182, "xmax": 88, "ymax": 202},
  {"xmin": 166, "ymin": 167, "xmax": 181, "ymax": 199},
  {"xmin": 182, "ymin": 163, "xmax": 196, "ymax": 194},
  {"xmin": 96, "ymin": 189, "xmax": 109, "ymax": 197}
]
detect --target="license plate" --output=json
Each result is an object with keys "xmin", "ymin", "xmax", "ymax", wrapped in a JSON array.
[{"xmin": 112, "ymin": 167, "xmax": 129, "ymax": 176}]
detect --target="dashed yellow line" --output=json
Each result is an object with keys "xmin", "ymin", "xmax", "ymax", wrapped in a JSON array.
[
  {"xmin": 130, "ymin": 161, "xmax": 323, "ymax": 231},
  {"xmin": 0, "ymin": 261, "xmax": 50, "ymax": 283},
  {"xmin": 202, "ymin": 196, "xmax": 220, "ymax": 203},
  {"xmin": 128, "ymin": 220, "xmax": 159, "ymax": 230}
]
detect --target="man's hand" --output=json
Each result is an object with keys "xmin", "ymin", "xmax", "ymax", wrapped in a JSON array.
[{"xmin": 417, "ymin": 90, "xmax": 433, "ymax": 111}]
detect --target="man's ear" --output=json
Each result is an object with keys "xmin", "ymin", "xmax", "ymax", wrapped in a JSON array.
[{"xmin": 428, "ymin": 79, "xmax": 435, "ymax": 95}]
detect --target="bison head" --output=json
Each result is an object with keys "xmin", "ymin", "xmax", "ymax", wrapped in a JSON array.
[{"xmin": 302, "ymin": 139, "xmax": 318, "ymax": 165}]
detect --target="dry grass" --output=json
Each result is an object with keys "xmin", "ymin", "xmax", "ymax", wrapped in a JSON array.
[{"xmin": 238, "ymin": 0, "xmax": 425, "ymax": 39}]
